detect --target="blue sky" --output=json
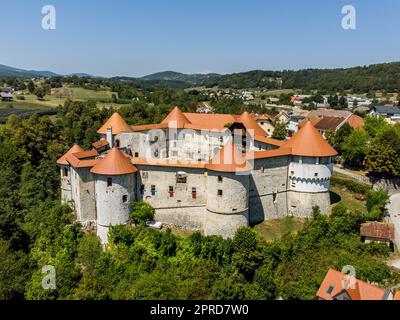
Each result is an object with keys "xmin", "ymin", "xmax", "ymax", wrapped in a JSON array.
[{"xmin": 1, "ymin": 0, "xmax": 399, "ymax": 76}]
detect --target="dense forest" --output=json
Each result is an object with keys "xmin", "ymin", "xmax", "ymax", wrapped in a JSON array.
[
  {"xmin": 0, "ymin": 100, "xmax": 397, "ymax": 300},
  {"xmin": 2, "ymin": 61, "xmax": 400, "ymax": 93},
  {"xmin": 204, "ymin": 62, "xmax": 400, "ymax": 92}
]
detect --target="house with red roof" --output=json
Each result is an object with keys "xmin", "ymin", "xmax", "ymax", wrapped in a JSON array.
[{"xmin": 317, "ymin": 269, "xmax": 399, "ymax": 300}]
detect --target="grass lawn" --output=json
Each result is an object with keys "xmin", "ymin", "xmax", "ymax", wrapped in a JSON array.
[
  {"xmin": 0, "ymin": 100, "xmax": 58, "ymax": 109},
  {"xmin": 69, "ymin": 87, "xmax": 116, "ymax": 100},
  {"xmin": 330, "ymin": 185, "xmax": 367, "ymax": 214},
  {"xmin": 255, "ymin": 216, "xmax": 305, "ymax": 242}
]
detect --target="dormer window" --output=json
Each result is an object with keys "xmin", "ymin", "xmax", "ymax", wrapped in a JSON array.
[{"xmin": 326, "ymin": 285, "xmax": 335, "ymax": 296}]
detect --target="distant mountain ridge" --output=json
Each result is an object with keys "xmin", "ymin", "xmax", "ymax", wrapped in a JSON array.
[
  {"xmin": 2, "ymin": 62, "xmax": 400, "ymax": 92},
  {"xmin": 0, "ymin": 64, "xmax": 94, "ymax": 78},
  {"xmin": 0, "ymin": 64, "xmax": 58, "ymax": 78},
  {"xmin": 140, "ymin": 70, "xmax": 221, "ymax": 84}
]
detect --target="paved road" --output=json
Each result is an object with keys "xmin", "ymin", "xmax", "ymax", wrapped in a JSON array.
[
  {"xmin": 388, "ymin": 193, "xmax": 400, "ymax": 253},
  {"xmin": 333, "ymin": 166, "xmax": 372, "ymax": 185}
]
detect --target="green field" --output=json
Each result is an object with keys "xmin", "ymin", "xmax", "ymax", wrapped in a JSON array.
[{"xmin": 255, "ymin": 216, "xmax": 305, "ymax": 242}]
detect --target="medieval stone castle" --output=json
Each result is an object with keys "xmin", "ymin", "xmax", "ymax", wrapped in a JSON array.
[{"xmin": 57, "ymin": 107, "xmax": 337, "ymax": 243}]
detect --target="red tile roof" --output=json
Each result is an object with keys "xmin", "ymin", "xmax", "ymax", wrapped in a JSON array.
[
  {"xmin": 282, "ymin": 121, "xmax": 338, "ymax": 157},
  {"xmin": 206, "ymin": 140, "xmax": 252, "ymax": 173},
  {"xmin": 97, "ymin": 112, "xmax": 132, "ymax": 135},
  {"xmin": 247, "ymin": 147, "xmax": 292, "ymax": 160},
  {"xmin": 92, "ymin": 140, "xmax": 109, "ymax": 149},
  {"xmin": 239, "ymin": 111, "xmax": 267, "ymax": 137},
  {"xmin": 56, "ymin": 144, "xmax": 84, "ymax": 165},
  {"xmin": 65, "ymin": 154, "xmax": 99, "ymax": 168},
  {"xmin": 360, "ymin": 221, "xmax": 395, "ymax": 241},
  {"xmin": 316, "ymin": 269, "xmax": 387, "ymax": 300},
  {"xmin": 161, "ymin": 106, "xmax": 192, "ymax": 128},
  {"xmin": 347, "ymin": 114, "xmax": 365, "ymax": 129},
  {"xmin": 73, "ymin": 149, "xmax": 99, "ymax": 159},
  {"xmin": 91, "ymin": 148, "xmax": 138, "ymax": 175},
  {"xmin": 131, "ymin": 157, "xmax": 207, "ymax": 169}
]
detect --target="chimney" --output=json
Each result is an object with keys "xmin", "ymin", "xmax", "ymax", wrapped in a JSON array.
[{"xmin": 106, "ymin": 127, "xmax": 113, "ymax": 147}]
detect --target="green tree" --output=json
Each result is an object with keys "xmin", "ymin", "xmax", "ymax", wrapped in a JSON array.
[
  {"xmin": 271, "ymin": 121, "xmax": 287, "ymax": 140},
  {"xmin": 27, "ymin": 80, "xmax": 36, "ymax": 94},
  {"xmin": 341, "ymin": 128, "xmax": 369, "ymax": 167},
  {"xmin": 130, "ymin": 201, "xmax": 155, "ymax": 225},
  {"xmin": 232, "ymin": 227, "xmax": 261, "ymax": 278}
]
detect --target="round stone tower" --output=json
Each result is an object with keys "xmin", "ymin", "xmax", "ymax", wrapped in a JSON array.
[
  {"xmin": 204, "ymin": 140, "xmax": 251, "ymax": 239},
  {"xmin": 91, "ymin": 148, "xmax": 138, "ymax": 244},
  {"xmin": 56, "ymin": 144, "xmax": 84, "ymax": 204},
  {"xmin": 283, "ymin": 121, "xmax": 338, "ymax": 216}
]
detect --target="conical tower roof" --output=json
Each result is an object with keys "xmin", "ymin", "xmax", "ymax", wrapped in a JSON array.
[
  {"xmin": 91, "ymin": 148, "xmax": 138, "ymax": 175},
  {"xmin": 161, "ymin": 106, "xmax": 191, "ymax": 128},
  {"xmin": 239, "ymin": 111, "xmax": 266, "ymax": 137},
  {"xmin": 56, "ymin": 144, "xmax": 84, "ymax": 165},
  {"xmin": 282, "ymin": 120, "xmax": 337, "ymax": 157},
  {"xmin": 97, "ymin": 112, "xmax": 132, "ymax": 135},
  {"xmin": 206, "ymin": 140, "xmax": 252, "ymax": 173}
]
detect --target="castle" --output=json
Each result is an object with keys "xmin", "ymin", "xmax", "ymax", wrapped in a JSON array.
[{"xmin": 57, "ymin": 107, "xmax": 337, "ymax": 243}]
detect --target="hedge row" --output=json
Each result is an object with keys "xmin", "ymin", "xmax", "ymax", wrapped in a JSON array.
[{"xmin": 331, "ymin": 176, "xmax": 372, "ymax": 194}]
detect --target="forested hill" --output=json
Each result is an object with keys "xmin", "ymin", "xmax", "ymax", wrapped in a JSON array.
[
  {"xmin": 203, "ymin": 62, "xmax": 400, "ymax": 92},
  {"xmin": 140, "ymin": 71, "xmax": 221, "ymax": 84}
]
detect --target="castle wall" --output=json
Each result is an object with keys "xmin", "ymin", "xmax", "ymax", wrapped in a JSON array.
[
  {"xmin": 168, "ymin": 129, "xmax": 227, "ymax": 161},
  {"xmin": 60, "ymin": 165, "xmax": 72, "ymax": 204},
  {"xmin": 287, "ymin": 191, "xmax": 331, "ymax": 216},
  {"xmin": 205, "ymin": 172, "xmax": 249, "ymax": 238},
  {"xmin": 288, "ymin": 161, "xmax": 333, "ymax": 192},
  {"xmin": 70, "ymin": 167, "xmax": 96, "ymax": 224},
  {"xmin": 249, "ymin": 156, "xmax": 289, "ymax": 223},
  {"xmin": 136, "ymin": 165, "xmax": 208, "ymax": 227},
  {"xmin": 95, "ymin": 173, "xmax": 136, "ymax": 243}
]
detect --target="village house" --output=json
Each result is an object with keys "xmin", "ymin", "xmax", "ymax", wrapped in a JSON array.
[
  {"xmin": 360, "ymin": 221, "xmax": 395, "ymax": 251},
  {"xmin": 254, "ymin": 114, "xmax": 275, "ymax": 137},
  {"xmin": 317, "ymin": 269, "xmax": 400, "ymax": 300},
  {"xmin": 297, "ymin": 109, "xmax": 364, "ymax": 138},
  {"xmin": 369, "ymin": 106, "xmax": 400, "ymax": 124}
]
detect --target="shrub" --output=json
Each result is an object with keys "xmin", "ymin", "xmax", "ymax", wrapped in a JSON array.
[
  {"xmin": 331, "ymin": 176, "xmax": 371, "ymax": 194},
  {"xmin": 130, "ymin": 201, "xmax": 155, "ymax": 225}
]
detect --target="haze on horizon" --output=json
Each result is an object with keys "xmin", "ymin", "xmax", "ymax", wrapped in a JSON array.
[{"xmin": 1, "ymin": 0, "xmax": 400, "ymax": 77}]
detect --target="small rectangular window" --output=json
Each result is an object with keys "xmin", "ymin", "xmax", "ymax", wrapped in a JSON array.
[
  {"xmin": 314, "ymin": 173, "xmax": 318, "ymax": 177},
  {"xmin": 169, "ymin": 186, "xmax": 174, "ymax": 197},
  {"xmin": 218, "ymin": 189, "xmax": 223, "ymax": 196},
  {"xmin": 107, "ymin": 177, "xmax": 112, "ymax": 187},
  {"xmin": 63, "ymin": 167, "xmax": 68, "ymax": 177},
  {"xmin": 192, "ymin": 187, "xmax": 197, "ymax": 199},
  {"xmin": 151, "ymin": 185, "xmax": 156, "ymax": 196},
  {"xmin": 326, "ymin": 285, "xmax": 335, "ymax": 295},
  {"xmin": 122, "ymin": 195, "xmax": 128, "ymax": 203},
  {"xmin": 218, "ymin": 176, "xmax": 223, "ymax": 182},
  {"xmin": 134, "ymin": 152, "xmax": 139, "ymax": 157},
  {"xmin": 176, "ymin": 174, "xmax": 187, "ymax": 183}
]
